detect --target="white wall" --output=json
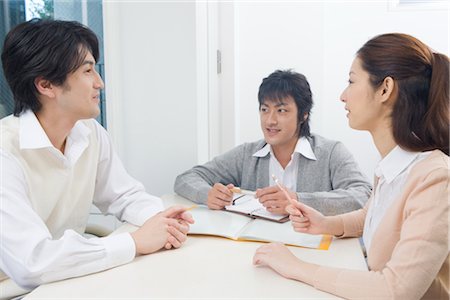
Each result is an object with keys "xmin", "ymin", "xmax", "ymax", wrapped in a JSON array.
[
  {"xmin": 219, "ymin": 1, "xmax": 449, "ymax": 180},
  {"xmin": 102, "ymin": 1, "xmax": 448, "ymax": 198},
  {"xmin": 103, "ymin": 1, "xmax": 198, "ymax": 196}
]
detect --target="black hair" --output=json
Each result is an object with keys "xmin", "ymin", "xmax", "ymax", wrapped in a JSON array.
[
  {"xmin": 258, "ymin": 70, "xmax": 313, "ymax": 137},
  {"xmin": 1, "ymin": 18, "xmax": 99, "ymax": 116}
]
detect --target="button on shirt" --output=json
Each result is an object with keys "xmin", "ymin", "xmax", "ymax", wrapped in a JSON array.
[
  {"xmin": 363, "ymin": 146, "xmax": 431, "ymax": 252},
  {"xmin": 252, "ymin": 137, "xmax": 317, "ymax": 190},
  {"xmin": 0, "ymin": 111, "xmax": 163, "ymax": 289}
]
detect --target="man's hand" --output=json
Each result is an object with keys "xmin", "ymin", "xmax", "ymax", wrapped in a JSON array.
[
  {"xmin": 256, "ymin": 186, "xmax": 298, "ymax": 215},
  {"xmin": 130, "ymin": 206, "xmax": 194, "ymax": 255},
  {"xmin": 207, "ymin": 183, "xmax": 235, "ymax": 210}
]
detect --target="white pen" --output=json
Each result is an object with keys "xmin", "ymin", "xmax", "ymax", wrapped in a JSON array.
[{"xmin": 271, "ymin": 174, "xmax": 304, "ymax": 217}]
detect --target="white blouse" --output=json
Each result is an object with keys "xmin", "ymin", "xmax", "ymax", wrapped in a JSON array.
[{"xmin": 363, "ymin": 146, "xmax": 431, "ymax": 252}]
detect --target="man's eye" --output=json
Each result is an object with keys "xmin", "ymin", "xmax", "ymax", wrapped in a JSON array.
[{"xmin": 278, "ymin": 109, "xmax": 287, "ymax": 113}]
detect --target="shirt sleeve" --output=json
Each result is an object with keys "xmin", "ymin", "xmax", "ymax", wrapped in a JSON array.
[
  {"xmin": 298, "ymin": 142, "xmax": 373, "ymax": 215},
  {"xmin": 0, "ymin": 149, "xmax": 136, "ymax": 290},
  {"xmin": 173, "ymin": 144, "xmax": 246, "ymax": 204},
  {"xmin": 311, "ymin": 167, "xmax": 449, "ymax": 299},
  {"xmin": 92, "ymin": 121, "xmax": 163, "ymax": 226}
]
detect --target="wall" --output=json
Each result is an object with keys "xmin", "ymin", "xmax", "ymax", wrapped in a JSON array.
[
  {"xmin": 219, "ymin": 1, "xmax": 449, "ymax": 180},
  {"xmin": 102, "ymin": 1, "xmax": 448, "ymax": 198},
  {"xmin": 103, "ymin": 1, "xmax": 198, "ymax": 197}
]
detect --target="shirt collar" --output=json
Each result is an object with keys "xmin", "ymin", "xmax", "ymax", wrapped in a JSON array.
[
  {"xmin": 252, "ymin": 137, "xmax": 317, "ymax": 161},
  {"xmin": 375, "ymin": 146, "xmax": 421, "ymax": 184},
  {"xmin": 19, "ymin": 110, "xmax": 91, "ymax": 150},
  {"xmin": 295, "ymin": 137, "xmax": 317, "ymax": 160}
]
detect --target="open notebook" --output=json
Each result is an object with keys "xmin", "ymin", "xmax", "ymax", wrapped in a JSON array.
[
  {"xmin": 189, "ymin": 205, "xmax": 331, "ymax": 250},
  {"xmin": 225, "ymin": 194, "xmax": 289, "ymax": 223}
]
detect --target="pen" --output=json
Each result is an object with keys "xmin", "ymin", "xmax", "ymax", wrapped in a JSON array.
[
  {"xmin": 271, "ymin": 174, "xmax": 304, "ymax": 217},
  {"xmin": 230, "ymin": 187, "xmax": 256, "ymax": 196},
  {"xmin": 184, "ymin": 205, "xmax": 198, "ymax": 211}
]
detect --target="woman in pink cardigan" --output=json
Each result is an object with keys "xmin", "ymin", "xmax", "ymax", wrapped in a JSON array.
[{"xmin": 253, "ymin": 33, "xmax": 449, "ymax": 300}]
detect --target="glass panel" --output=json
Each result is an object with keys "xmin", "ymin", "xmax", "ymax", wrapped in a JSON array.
[{"xmin": 0, "ymin": 0, "xmax": 26, "ymax": 118}]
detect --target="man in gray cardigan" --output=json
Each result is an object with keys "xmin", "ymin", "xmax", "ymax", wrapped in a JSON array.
[{"xmin": 174, "ymin": 70, "xmax": 371, "ymax": 216}]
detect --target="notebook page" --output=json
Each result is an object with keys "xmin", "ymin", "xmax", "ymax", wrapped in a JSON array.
[
  {"xmin": 239, "ymin": 218, "xmax": 323, "ymax": 249},
  {"xmin": 225, "ymin": 194, "xmax": 287, "ymax": 222},
  {"xmin": 226, "ymin": 194, "xmax": 262, "ymax": 213},
  {"xmin": 251, "ymin": 206, "xmax": 288, "ymax": 221},
  {"xmin": 188, "ymin": 205, "xmax": 252, "ymax": 239}
]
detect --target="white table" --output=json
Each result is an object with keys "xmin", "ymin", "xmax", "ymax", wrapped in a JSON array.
[{"xmin": 25, "ymin": 194, "xmax": 368, "ymax": 299}]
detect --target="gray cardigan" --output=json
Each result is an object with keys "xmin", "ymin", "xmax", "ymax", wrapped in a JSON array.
[{"xmin": 174, "ymin": 134, "xmax": 372, "ymax": 215}]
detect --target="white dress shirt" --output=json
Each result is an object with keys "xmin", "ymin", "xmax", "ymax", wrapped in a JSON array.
[
  {"xmin": 363, "ymin": 146, "xmax": 431, "ymax": 252},
  {"xmin": 253, "ymin": 137, "xmax": 317, "ymax": 191},
  {"xmin": 0, "ymin": 111, "xmax": 163, "ymax": 289}
]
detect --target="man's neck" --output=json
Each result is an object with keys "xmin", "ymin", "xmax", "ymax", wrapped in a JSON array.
[
  {"xmin": 35, "ymin": 109, "xmax": 76, "ymax": 154},
  {"xmin": 271, "ymin": 138, "xmax": 299, "ymax": 169}
]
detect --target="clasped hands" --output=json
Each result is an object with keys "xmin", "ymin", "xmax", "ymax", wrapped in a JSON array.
[{"xmin": 131, "ymin": 205, "xmax": 194, "ymax": 256}]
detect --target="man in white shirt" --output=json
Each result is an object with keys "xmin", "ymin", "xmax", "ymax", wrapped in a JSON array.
[
  {"xmin": 174, "ymin": 70, "xmax": 371, "ymax": 215},
  {"xmin": 0, "ymin": 19, "xmax": 193, "ymax": 292}
]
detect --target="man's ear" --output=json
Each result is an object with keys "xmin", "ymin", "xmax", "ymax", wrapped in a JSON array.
[
  {"xmin": 378, "ymin": 76, "xmax": 395, "ymax": 103},
  {"xmin": 34, "ymin": 77, "xmax": 56, "ymax": 98},
  {"xmin": 302, "ymin": 112, "xmax": 309, "ymax": 123}
]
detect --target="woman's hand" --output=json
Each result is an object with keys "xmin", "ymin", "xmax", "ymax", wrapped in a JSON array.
[
  {"xmin": 253, "ymin": 243, "xmax": 303, "ymax": 280},
  {"xmin": 253, "ymin": 243, "xmax": 319, "ymax": 285},
  {"xmin": 287, "ymin": 201, "xmax": 343, "ymax": 236},
  {"xmin": 287, "ymin": 201, "xmax": 327, "ymax": 235}
]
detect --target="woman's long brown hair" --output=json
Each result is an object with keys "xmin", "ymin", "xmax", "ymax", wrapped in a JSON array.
[{"xmin": 357, "ymin": 33, "xmax": 449, "ymax": 155}]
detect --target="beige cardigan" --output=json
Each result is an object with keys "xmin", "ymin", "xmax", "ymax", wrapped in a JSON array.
[{"xmin": 312, "ymin": 150, "xmax": 449, "ymax": 300}]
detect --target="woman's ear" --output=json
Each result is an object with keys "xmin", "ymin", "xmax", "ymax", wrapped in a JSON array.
[
  {"xmin": 378, "ymin": 76, "xmax": 395, "ymax": 103},
  {"xmin": 34, "ymin": 77, "xmax": 56, "ymax": 98}
]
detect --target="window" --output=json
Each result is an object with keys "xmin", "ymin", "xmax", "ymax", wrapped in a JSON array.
[{"xmin": 0, "ymin": 0, "xmax": 107, "ymax": 126}]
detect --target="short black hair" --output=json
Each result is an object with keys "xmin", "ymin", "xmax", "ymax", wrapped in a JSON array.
[
  {"xmin": 1, "ymin": 18, "xmax": 99, "ymax": 116},
  {"xmin": 258, "ymin": 70, "xmax": 313, "ymax": 137}
]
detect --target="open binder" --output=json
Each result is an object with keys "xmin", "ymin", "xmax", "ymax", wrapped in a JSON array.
[
  {"xmin": 189, "ymin": 205, "xmax": 332, "ymax": 250},
  {"xmin": 225, "ymin": 194, "xmax": 289, "ymax": 223}
]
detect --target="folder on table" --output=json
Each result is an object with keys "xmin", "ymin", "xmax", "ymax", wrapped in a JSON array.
[{"xmin": 189, "ymin": 205, "xmax": 332, "ymax": 250}]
